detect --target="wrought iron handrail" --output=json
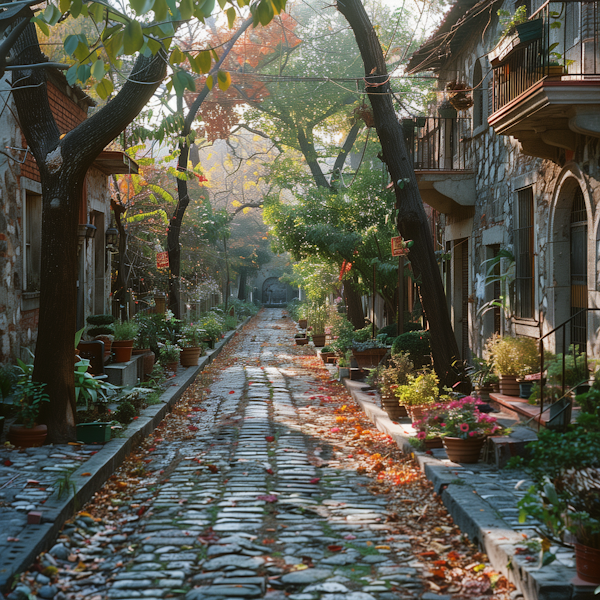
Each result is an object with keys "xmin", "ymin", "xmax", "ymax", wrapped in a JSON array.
[
  {"xmin": 538, "ymin": 307, "xmax": 600, "ymax": 429},
  {"xmin": 491, "ymin": 1, "xmax": 600, "ymax": 114},
  {"xmin": 403, "ymin": 116, "xmax": 472, "ymax": 171}
]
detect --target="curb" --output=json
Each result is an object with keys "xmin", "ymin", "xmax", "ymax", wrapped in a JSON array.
[
  {"xmin": 341, "ymin": 378, "xmax": 595, "ymax": 600},
  {"xmin": 0, "ymin": 317, "xmax": 250, "ymax": 592}
]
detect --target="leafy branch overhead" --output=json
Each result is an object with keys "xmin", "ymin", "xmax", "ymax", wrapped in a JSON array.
[{"xmin": 33, "ymin": 0, "xmax": 287, "ymax": 99}]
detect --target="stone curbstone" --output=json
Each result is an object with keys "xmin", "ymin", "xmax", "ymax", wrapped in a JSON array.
[{"xmin": 341, "ymin": 378, "xmax": 595, "ymax": 600}]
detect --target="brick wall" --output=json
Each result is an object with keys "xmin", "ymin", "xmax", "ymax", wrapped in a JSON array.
[
  {"xmin": 20, "ymin": 82, "xmax": 88, "ymax": 183},
  {"xmin": 21, "ymin": 308, "xmax": 39, "ymax": 332}
]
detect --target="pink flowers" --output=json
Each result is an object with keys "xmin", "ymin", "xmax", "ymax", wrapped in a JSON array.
[
  {"xmin": 459, "ymin": 423, "xmax": 469, "ymax": 432},
  {"xmin": 417, "ymin": 431, "xmax": 427, "ymax": 440}
]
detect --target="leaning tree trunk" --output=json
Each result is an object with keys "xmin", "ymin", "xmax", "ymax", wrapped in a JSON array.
[
  {"xmin": 12, "ymin": 20, "xmax": 167, "ymax": 442},
  {"xmin": 338, "ymin": 0, "xmax": 469, "ymax": 391}
]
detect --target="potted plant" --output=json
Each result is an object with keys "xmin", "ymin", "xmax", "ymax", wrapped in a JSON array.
[
  {"xmin": 159, "ymin": 343, "xmax": 181, "ymax": 376},
  {"xmin": 352, "ymin": 338, "xmax": 388, "ymax": 369},
  {"xmin": 337, "ymin": 351, "xmax": 351, "ymax": 380},
  {"xmin": 488, "ymin": 7, "xmax": 543, "ymax": 66},
  {"xmin": 199, "ymin": 314, "xmax": 223, "ymax": 349},
  {"xmin": 179, "ymin": 323, "xmax": 205, "ymax": 367},
  {"xmin": 369, "ymin": 352, "xmax": 413, "ymax": 421},
  {"xmin": 7, "ymin": 358, "xmax": 51, "ymax": 447},
  {"xmin": 395, "ymin": 369, "xmax": 448, "ymax": 422},
  {"xmin": 414, "ymin": 396, "xmax": 505, "ymax": 463},
  {"xmin": 307, "ymin": 302, "xmax": 327, "ymax": 346},
  {"xmin": 320, "ymin": 345, "xmax": 336, "ymax": 363},
  {"xmin": 516, "ymin": 399, "xmax": 600, "ymax": 582},
  {"xmin": 112, "ymin": 320, "xmax": 139, "ymax": 363},
  {"xmin": 485, "ymin": 334, "xmax": 539, "ymax": 396},
  {"xmin": 86, "ymin": 314, "xmax": 115, "ymax": 356},
  {"xmin": 295, "ymin": 333, "xmax": 309, "ymax": 346}
]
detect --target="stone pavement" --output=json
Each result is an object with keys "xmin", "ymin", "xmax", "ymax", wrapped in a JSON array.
[
  {"xmin": 4, "ymin": 310, "xmax": 522, "ymax": 600},
  {"xmin": 0, "ymin": 326, "xmax": 244, "ymax": 592}
]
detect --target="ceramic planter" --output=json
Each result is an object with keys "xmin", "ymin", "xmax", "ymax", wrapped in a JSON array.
[
  {"xmin": 295, "ymin": 338, "xmax": 309, "ymax": 346},
  {"xmin": 76, "ymin": 422, "xmax": 112, "ymax": 444},
  {"xmin": 180, "ymin": 347, "xmax": 202, "ymax": 367},
  {"xmin": 574, "ymin": 542, "xmax": 600, "ymax": 583},
  {"xmin": 499, "ymin": 374, "xmax": 520, "ymax": 396},
  {"xmin": 112, "ymin": 340, "xmax": 134, "ymax": 363},
  {"xmin": 442, "ymin": 436, "xmax": 486, "ymax": 463},
  {"xmin": 518, "ymin": 381, "xmax": 534, "ymax": 399},
  {"xmin": 8, "ymin": 424, "xmax": 48, "ymax": 448}
]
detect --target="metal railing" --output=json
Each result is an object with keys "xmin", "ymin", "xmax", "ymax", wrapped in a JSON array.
[
  {"xmin": 538, "ymin": 307, "xmax": 600, "ymax": 430},
  {"xmin": 403, "ymin": 117, "xmax": 472, "ymax": 171},
  {"xmin": 491, "ymin": 1, "xmax": 600, "ymax": 113}
]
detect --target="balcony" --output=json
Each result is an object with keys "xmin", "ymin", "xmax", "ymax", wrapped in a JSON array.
[
  {"xmin": 404, "ymin": 116, "xmax": 475, "ymax": 217},
  {"xmin": 488, "ymin": 1, "xmax": 600, "ymax": 161}
]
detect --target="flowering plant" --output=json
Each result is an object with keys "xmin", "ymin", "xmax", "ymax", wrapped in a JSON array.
[{"xmin": 413, "ymin": 396, "xmax": 505, "ymax": 440}]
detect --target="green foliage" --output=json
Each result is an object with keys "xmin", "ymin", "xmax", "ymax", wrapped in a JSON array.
[
  {"xmin": 87, "ymin": 314, "xmax": 116, "ymax": 326},
  {"xmin": 392, "ymin": 331, "xmax": 431, "ymax": 367},
  {"xmin": 367, "ymin": 352, "xmax": 414, "ymax": 399},
  {"xmin": 485, "ymin": 335, "xmax": 539, "ymax": 377},
  {"xmin": 198, "ymin": 312, "xmax": 225, "ymax": 343},
  {"xmin": 0, "ymin": 364, "xmax": 18, "ymax": 402},
  {"xmin": 498, "ymin": 5, "xmax": 528, "ymax": 38},
  {"xmin": 113, "ymin": 320, "xmax": 139, "ymax": 341},
  {"xmin": 74, "ymin": 359, "xmax": 117, "ymax": 410},
  {"xmin": 13, "ymin": 357, "xmax": 51, "ymax": 428},
  {"xmin": 547, "ymin": 346, "xmax": 588, "ymax": 389},
  {"xmin": 113, "ymin": 401, "xmax": 138, "ymax": 425},
  {"xmin": 159, "ymin": 343, "xmax": 181, "ymax": 364},
  {"xmin": 395, "ymin": 370, "xmax": 440, "ymax": 407}
]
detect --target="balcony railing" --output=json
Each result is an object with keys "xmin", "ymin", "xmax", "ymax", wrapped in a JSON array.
[
  {"xmin": 403, "ymin": 117, "xmax": 472, "ymax": 171},
  {"xmin": 491, "ymin": 1, "xmax": 600, "ymax": 113}
]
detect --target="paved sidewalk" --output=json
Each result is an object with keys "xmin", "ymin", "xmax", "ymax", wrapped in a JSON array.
[
  {"xmin": 1, "ymin": 309, "xmax": 519, "ymax": 600},
  {"xmin": 0, "ymin": 324, "xmax": 244, "ymax": 591},
  {"xmin": 340, "ymin": 378, "xmax": 595, "ymax": 600}
]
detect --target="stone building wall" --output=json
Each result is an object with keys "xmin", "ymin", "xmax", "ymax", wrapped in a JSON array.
[{"xmin": 434, "ymin": 2, "xmax": 600, "ymax": 359}]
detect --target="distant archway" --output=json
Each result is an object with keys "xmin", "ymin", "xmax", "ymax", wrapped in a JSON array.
[{"xmin": 262, "ymin": 277, "xmax": 288, "ymax": 304}]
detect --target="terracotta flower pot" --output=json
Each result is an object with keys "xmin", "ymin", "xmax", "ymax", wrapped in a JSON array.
[
  {"xmin": 165, "ymin": 362, "xmax": 178, "ymax": 377},
  {"xmin": 295, "ymin": 338, "xmax": 309, "ymax": 346},
  {"xmin": 381, "ymin": 396, "xmax": 406, "ymax": 422},
  {"xmin": 298, "ymin": 319, "xmax": 307, "ymax": 329},
  {"xmin": 574, "ymin": 542, "xmax": 600, "ymax": 583},
  {"xmin": 424, "ymin": 437, "xmax": 444, "ymax": 449},
  {"xmin": 112, "ymin": 340, "xmax": 134, "ymax": 363},
  {"xmin": 312, "ymin": 333, "xmax": 326, "ymax": 347},
  {"xmin": 180, "ymin": 347, "xmax": 202, "ymax": 367},
  {"xmin": 407, "ymin": 405, "xmax": 428, "ymax": 423},
  {"xmin": 442, "ymin": 436, "xmax": 486, "ymax": 463},
  {"xmin": 8, "ymin": 424, "xmax": 48, "ymax": 448}
]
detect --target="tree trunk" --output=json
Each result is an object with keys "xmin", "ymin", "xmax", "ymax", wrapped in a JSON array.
[
  {"xmin": 169, "ymin": 17, "xmax": 253, "ymax": 318},
  {"xmin": 344, "ymin": 278, "xmax": 365, "ymax": 329},
  {"xmin": 12, "ymin": 21, "xmax": 167, "ymax": 442},
  {"xmin": 338, "ymin": 0, "xmax": 469, "ymax": 391},
  {"xmin": 238, "ymin": 267, "xmax": 247, "ymax": 301}
]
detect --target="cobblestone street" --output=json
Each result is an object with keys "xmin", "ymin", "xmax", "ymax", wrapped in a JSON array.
[{"xmin": 9, "ymin": 309, "xmax": 517, "ymax": 600}]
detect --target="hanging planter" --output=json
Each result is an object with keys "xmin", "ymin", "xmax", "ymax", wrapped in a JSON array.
[
  {"xmin": 354, "ymin": 103, "xmax": 375, "ymax": 128},
  {"xmin": 446, "ymin": 81, "xmax": 474, "ymax": 111},
  {"xmin": 437, "ymin": 100, "xmax": 457, "ymax": 119}
]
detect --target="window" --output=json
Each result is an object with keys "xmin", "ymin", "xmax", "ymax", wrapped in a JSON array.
[
  {"xmin": 514, "ymin": 187, "xmax": 534, "ymax": 319},
  {"xmin": 24, "ymin": 193, "xmax": 42, "ymax": 293},
  {"xmin": 473, "ymin": 60, "xmax": 484, "ymax": 129}
]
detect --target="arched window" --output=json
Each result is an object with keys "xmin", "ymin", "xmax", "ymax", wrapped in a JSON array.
[{"xmin": 473, "ymin": 60, "xmax": 484, "ymax": 129}]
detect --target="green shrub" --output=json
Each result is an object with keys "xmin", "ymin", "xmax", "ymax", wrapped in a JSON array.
[
  {"xmin": 378, "ymin": 322, "xmax": 422, "ymax": 338},
  {"xmin": 113, "ymin": 401, "xmax": 138, "ymax": 425},
  {"xmin": 395, "ymin": 370, "xmax": 440, "ymax": 406},
  {"xmin": 113, "ymin": 320, "xmax": 139, "ymax": 341},
  {"xmin": 392, "ymin": 331, "xmax": 431, "ymax": 367},
  {"xmin": 485, "ymin": 335, "xmax": 539, "ymax": 377}
]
